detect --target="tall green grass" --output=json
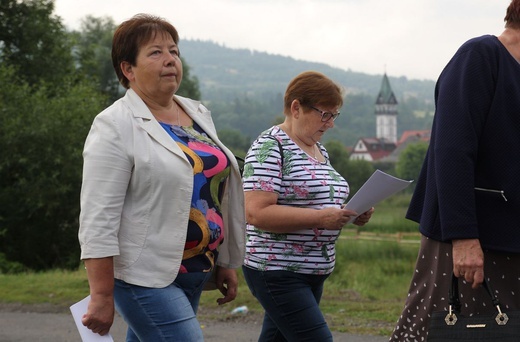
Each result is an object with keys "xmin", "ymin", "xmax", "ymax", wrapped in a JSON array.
[
  {"xmin": 361, "ymin": 192, "xmax": 419, "ymax": 233},
  {"xmin": 330, "ymin": 240, "xmax": 418, "ymax": 300},
  {"xmin": 321, "ymin": 239, "xmax": 418, "ymax": 334},
  {"xmin": 0, "ymin": 269, "xmax": 89, "ymax": 307}
]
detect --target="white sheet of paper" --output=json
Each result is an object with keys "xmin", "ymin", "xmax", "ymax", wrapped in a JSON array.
[
  {"xmin": 70, "ymin": 295, "xmax": 114, "ymax": 342},
  {"xmin": 344, "ymin": 169, "xmax": 413, "ymax": 223}
]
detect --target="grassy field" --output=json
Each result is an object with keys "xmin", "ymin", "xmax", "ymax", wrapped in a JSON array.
[{"xmin": 0, "ymin": 193, "xmax": 419, "ymax": 337}]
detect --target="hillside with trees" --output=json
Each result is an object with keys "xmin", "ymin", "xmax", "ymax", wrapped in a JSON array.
[{"xmin": 179, "ymin": 39, "xmax": 436, "ymax": 149}]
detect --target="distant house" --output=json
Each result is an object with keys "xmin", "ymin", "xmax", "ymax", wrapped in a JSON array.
[
  {"xmin": 350, "ymin": 138, "xmax": 396, "ymax": 161},
  {"xmin": 349, "ymin": 73, "xmax": 430, "ymax": 162}
]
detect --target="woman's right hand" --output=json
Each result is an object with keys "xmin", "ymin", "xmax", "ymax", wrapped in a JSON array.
[
  {"xmin": 82, "ymin": 257, "xmax": 116, "ymax": 336},
  {"xmin": 319, "ymin": 207, "xmax": 358, "ymax": 230},
  {"xmin": 82, "ymin": 294, "xmax": 114, "ymax": 336}
]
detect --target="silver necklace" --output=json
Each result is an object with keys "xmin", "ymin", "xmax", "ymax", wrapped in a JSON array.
[{"xmin": 175, "ymin": 103, "xmax": 181, "ymax": 126}]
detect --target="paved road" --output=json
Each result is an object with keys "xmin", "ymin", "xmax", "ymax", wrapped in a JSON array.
[{"xmin": 0, "ymin": 310, "xmax": 389, "ymax": 342}]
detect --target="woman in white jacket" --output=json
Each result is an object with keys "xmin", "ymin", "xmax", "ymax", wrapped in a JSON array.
[{"xmin": 78, "ymin": 14, "xmax": 245, "ymax": 341}]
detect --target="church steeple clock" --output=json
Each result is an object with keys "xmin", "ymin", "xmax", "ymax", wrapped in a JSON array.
[{"xmin": 375, "ymin": 73, "xmax": 398, "ymax": 143}]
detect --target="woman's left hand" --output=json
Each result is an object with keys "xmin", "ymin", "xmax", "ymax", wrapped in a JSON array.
[
  {"xmin": 452, "ymin": 238, "xmax": 484, "ymax": 289},
  {"xmin": 353, "ymin": 207, "xmax": 375, "ymax": 226},
  {"xmin": 215, "ymin": 266, "xmax": 238, "ymax": 305}
]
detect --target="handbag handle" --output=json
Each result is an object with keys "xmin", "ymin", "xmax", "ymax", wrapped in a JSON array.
[{"xmin": 446, "ymin": 274, "xmax": 509, "ymax": 326}]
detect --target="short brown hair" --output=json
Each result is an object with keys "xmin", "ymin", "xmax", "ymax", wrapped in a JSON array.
[
  {"xmin": 505, "ymin": 0, "xmax": 520, "ymax": 29},
  {"xmin": 111, "ymin": 14, "xmax": 180, "ymax": 89},
  {"xmin": 283, "ymin": 71, "xmax": 344, "ymax": 115}
]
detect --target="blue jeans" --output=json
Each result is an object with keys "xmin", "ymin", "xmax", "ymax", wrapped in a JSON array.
[
  {"xmin": 114, "ymin": 271, "xmax": 212, "ymax": 342},
  {"xmin": 242, "ymin": 266, "xmax": 333, "ymax": 342}
]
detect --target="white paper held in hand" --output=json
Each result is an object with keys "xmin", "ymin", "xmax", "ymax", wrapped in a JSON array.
[
  {"xmin": 344, "ymin": 169, "xmax": 413, "ymax": 223},
  {"xmin": 70, "ymin": 295, "xmax": 114, "ymax": 342}
]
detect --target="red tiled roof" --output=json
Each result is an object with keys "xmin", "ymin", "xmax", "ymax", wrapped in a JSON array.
[{"xmin": 398, "ymin": 130, "xmax": 430, "ymax": 145}]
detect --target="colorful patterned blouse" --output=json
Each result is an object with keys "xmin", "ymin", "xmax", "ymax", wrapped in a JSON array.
[
  {"xmin": 242, "ymin": 126, "xmax": 349, "ymax": 275},
  {"xmin": 160, "ymin": 121, "xmax": 230, "ymax": 274}
]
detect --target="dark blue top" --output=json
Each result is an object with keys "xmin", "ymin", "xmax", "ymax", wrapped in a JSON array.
[{"xmin": 406, "ymin": 35, "xmax": 520, "ymax": 253}]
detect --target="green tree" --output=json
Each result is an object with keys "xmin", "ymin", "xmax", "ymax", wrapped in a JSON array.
[
  {"xmin": 72, "ymin": 15, "xmax": 120, "ymax": 103},
  {"xmin": 344, "ymin": 159, "xmax": 375, "ymax": 196},
  {"xmin": 178, "ymin": 59, "xmax": 201, "ymax": 100},
  {"xmin": 217, "ymin": 128, "xmax": 251, "ymax": 158},
  {"xmin": 0, "ymin": 0, "xmax": 74, "ymax": 86},
  {"xmin": 395, "ymin": 142, "xmax": 429, "ymax": 189},
  {"xmin": 323, "ymin": 140, "xmax": 375, "ymax": 196},
  {"xmin": 0, "ymin": 8, "xmax": 206, "ymax": 270},
  {"xmin": 0, "ymin": 65, "xmax": 106, "ymax": 270},
  {"xmin": 324, "ymin": 140, "xmax": 350, "ymax": 175}
]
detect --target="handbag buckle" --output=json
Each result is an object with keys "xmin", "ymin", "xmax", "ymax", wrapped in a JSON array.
[
  {"xmin": 495, "ymin": 305, "xmax": 509, "ymax": 325},
  {"xmin": 445, "ymin": 305, "xmax": 458, "ymax": 325}
]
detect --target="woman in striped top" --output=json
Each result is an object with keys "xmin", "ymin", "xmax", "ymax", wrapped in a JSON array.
[{"xmin": 242, "ymin": 71, "xmax": 374, "ymax": 341}]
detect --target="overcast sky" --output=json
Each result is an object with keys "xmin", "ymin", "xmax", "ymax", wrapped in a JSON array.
[{"xmin": 54, "ymin": 0, "xmax": 509, "ymax": 81}]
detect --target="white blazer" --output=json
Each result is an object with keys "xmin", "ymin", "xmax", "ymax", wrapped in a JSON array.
[{"xmin": 79, "ymin": 89, "xmax": 245, "ymax": 288}]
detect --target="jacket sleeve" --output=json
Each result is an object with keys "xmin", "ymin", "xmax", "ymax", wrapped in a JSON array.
[
  {"xmin": 79, "ymin": 107, "xmax": 133, "ymax": 259},
  {"xmin": 217, "ymin": 168, "xmax": 246, "ymax": 269}
]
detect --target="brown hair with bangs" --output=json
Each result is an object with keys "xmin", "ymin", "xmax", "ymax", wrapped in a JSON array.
[
  {"xmin": 283, "ymin": 71, "xmax": 344, "ymax": 115},
  {"xmin": 505, "ymin": 0, "xmax": 520, "ymax": 29},
  {"xmin": 111, "ymin": 14, "xmax": 180, "ymax": 89}
]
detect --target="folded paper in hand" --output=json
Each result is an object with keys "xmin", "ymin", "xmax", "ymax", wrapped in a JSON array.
[
  {"xmin": 70, "ymin": 295, "xmax": 114, "ymax": 342},
  {"xmin": 344, "ymin": 169, "xmax": 413, "ymax": 223}
]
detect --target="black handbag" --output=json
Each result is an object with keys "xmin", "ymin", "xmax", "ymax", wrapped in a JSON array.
[{"xmin": 427, "ymin": 274, "xmax": 520, "ymax": 341}]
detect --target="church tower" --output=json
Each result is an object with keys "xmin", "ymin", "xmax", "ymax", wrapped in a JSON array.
[{"xmin": 375, "ymin": 73, "xmax": 398, "ymax": 143}]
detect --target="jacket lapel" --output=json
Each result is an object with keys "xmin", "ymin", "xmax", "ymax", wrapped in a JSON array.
[
  {"xmin": 124, "ymin": 89, "xmax": 235, "ymax": 171},
  {"xmin": 125, "ymin": 89, "xmax": 186, "ymax": 158},
  {"xmin": 177, "ymin": 96, "xmax": 236, "ymax": 169}
]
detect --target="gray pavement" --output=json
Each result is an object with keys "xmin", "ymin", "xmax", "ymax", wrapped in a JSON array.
[{"xmin": 0, "ymin": 310, "xmax": 389, "ymax": 341}]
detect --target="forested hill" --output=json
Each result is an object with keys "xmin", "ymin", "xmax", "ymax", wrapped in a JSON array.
[{"xmin": 180, "ymin": 39, "xmax": 437, "ymax": 148}]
